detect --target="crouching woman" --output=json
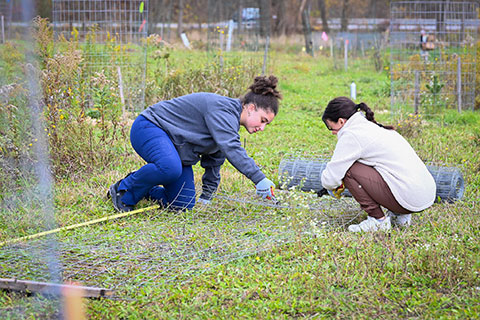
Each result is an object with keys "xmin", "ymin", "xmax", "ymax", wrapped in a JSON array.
[{"xmin": 320, "ymin": 97, "xmax": 436, "ymax": 232}]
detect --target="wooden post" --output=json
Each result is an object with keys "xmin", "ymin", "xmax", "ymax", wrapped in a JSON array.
[{"xmin": 0, "ymin": 278, "xmax": 114, "ymax": 298}]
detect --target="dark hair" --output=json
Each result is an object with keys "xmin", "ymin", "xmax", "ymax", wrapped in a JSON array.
[
  {"xmin": 240, "ymin": 75, "xmax": 282, "ymax": 115},
  {"xmin": 322, "ymin": 96, "xmax": 394, "ymax": 130}
]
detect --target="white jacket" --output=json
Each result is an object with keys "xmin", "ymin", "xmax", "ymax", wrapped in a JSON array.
[{"xmin": 321, "ymin": 112, "xmax": 436, "ymax": 212}]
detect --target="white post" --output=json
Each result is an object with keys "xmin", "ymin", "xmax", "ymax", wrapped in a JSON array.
[
  {"xmin": 350, "ymin": 82, "xmax": 356, "ymax": 100},
  {"xmin": 117, "ymin": 66, "xmax": 125, "ymax": 114},
  {"xmin": 226, "ymin": 20, "xmax": 234, "ymax": 52},
  {"xmin": 180, "ymin": 32, "xmax": 190, "ymax": 49},
  {"xmin": 1, "ymin": 16, "xmax": 4, "ymax": 44}
]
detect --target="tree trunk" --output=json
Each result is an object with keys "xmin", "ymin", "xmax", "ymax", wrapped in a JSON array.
[
  {"xmin": 273, "ymin": 0, "xmax": 287, "ymax": 36},
  {"xmin": 177, "ymin": 0, "xmax": 184, "ymax": 36},
  {"xmin": 340, "ymin": 0, "xmax": 349, "ymax": 32},
  {"xmin": 260, "ymin": 0, "xmax": 272, "ymax": 37},
  {"xmin": 166, "ymin": 0, "xmax": 173, "ymax": 41},
  {"xmin": 237, "ymin": 0, "xmax": 244, "ymax": 32},
  {"xmin": 318, "ymin": 0, "xmax": 329, "ymax": 33},
  {"xmin": 301, "ymin": 0, "xmax": 313, "ymax": 56}
]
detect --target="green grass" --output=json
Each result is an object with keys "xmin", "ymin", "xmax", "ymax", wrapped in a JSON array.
[{"xmin": 1, "ymin": 43, "xmax": 480, "ymax": 319}]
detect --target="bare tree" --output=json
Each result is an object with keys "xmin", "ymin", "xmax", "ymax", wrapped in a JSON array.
[
  {"xmin": 260, "ymin": 0, "xmax": 272, "ymax": 37},
  {"xmin": 300, "ymin": 0, "xmax": 313, "ymax": 56},
  {"xmin": 340, "ymin": 0, "xmax": 349, "ymax": 32},
  {"xmin": 317, "ymin": 0, "xmax": 329, "ymax": 33},
  {"xmin": 272, "ymin": 0, "xmax": 287, "ymax": 36},
  {"xmin": 177, "ymin": 0, "xmax": 184, "ymax": 36}
]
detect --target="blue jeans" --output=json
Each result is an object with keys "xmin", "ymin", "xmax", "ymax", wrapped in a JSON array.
[{"xmin": 118, "ymin": 115, "xmax": 196, "ymax": 209}]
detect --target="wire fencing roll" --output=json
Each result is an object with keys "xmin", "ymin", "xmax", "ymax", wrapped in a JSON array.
[{"xmin": 278, "ymin": 156, "xmax": 465, "ymax": 203}]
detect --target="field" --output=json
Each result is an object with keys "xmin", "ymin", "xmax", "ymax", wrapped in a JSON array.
[{"xmin": 0, "ymin": 25, "xmax": 480, "ymax": 318}]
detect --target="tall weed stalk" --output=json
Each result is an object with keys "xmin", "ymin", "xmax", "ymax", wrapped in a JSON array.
[{"xmin": 33, "ymin": 17, "xmax": 129, "ymax": 179}]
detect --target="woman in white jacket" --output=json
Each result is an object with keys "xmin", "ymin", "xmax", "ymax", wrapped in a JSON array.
[{"xmin": 321, "ymin": 97, "xmax": 436, "ymax": 232}]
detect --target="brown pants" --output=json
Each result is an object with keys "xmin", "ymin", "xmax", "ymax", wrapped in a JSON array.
[{"xmin": 343, "ymin": 162, "xmax": 412, "ymax": 219}]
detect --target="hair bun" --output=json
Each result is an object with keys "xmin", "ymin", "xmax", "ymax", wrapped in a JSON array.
[{"xmin": 249, "ymin": 75, "xmax": 282, "ymax": 98}]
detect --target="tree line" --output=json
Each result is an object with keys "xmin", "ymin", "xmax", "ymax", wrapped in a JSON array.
[
  {"xmin": 6, "ymin": 0, "xmax": 479, "ymax": 37},
  {"xmin": 6, "ymin": 0, "xmax": 390, "ymax": 36}
]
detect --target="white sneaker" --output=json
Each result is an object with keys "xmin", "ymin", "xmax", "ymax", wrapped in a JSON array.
[
  {"xmin": 387, "ymin": 211, "xmax": 412, "ymax": 228},
  {"xmin": 348, "ymin": 216, "xmax": 391, "ymax": 233}
]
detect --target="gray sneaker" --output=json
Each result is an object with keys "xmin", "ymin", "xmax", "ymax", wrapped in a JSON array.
[
  {"xmin": 387, "ymin": 211, "xmax": 412, "ymax": 227},
  {"xmin": 348, "ymin": 216, "xmax": 391, "ymax": 233},
  {"xmin": 108, "ymin": 180, "xmax": 134, "ymax": 212}
]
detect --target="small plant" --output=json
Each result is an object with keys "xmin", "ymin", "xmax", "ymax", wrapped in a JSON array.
[
  {"xmin": 31, "ymin": 16, "xmax": 54, "ymax": 67},
  {"xmin": 421, "ymin": 74, "xmax": 445, "ymax": 116},
  {"xmin": 396, "ymin": 113, "xmax": 423, "ymax": 138}
]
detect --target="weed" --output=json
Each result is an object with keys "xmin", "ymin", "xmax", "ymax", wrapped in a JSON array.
[{"xmin": 396, "ymin": 113, "xmax": 423, "ymax": 138}]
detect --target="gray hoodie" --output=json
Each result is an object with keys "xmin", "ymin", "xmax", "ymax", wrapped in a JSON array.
[{"xmin": 140, "ymin": 92, "xmax": 265, "ymax": 199}]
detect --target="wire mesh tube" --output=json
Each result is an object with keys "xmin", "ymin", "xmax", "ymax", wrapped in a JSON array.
[{"xmin": 278, "ymin": 157, "xmax": 465, "ymax": 203}]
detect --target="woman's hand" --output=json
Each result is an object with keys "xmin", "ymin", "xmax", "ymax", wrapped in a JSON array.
[{"xmin": 255, "ymin": 178, "xmax": 276, "ymax": 200}]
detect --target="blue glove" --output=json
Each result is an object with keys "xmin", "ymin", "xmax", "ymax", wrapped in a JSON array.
[
  {"xmin": 255, "ymin": 178, "xmax": 276, "ymax": 200},
  {"xmin": 197, "ymin": 198, "xmax": 211, "ymax": 205}
]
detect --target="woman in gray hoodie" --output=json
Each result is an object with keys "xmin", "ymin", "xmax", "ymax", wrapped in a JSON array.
[{"xmin": 108, "ymin": 76, "xmax": 282, "ymax": 212}]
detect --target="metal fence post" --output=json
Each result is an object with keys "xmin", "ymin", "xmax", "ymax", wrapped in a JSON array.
[{"xmin": 457, "ymin": 55, "xmax": 462, "ymax": 112}]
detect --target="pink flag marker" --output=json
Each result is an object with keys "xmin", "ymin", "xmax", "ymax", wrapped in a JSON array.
[
  {"xmin": 139, "ymin": 19, "xmax": 146, "ymax": 32},
  {"xmin": 321, "ymin": 31, "xmax": 328, "ymax": 42}
]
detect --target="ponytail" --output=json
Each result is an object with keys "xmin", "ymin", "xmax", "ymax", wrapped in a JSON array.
[
  {"xmin": 356, "ymin": 102, "xmax": 395, "ymax": 130},
  {"xmin": 323, "ymin": 97, "xmax": 394, "ymax": 130}
]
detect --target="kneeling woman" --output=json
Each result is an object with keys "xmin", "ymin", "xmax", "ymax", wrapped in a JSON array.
[
  {"xmin": 109, "ymin": 75, "xmax": 281, "ymax": 212},
  {"xmin": 321, "ymin": 97, "xmax": 436, "ymax": 232}
]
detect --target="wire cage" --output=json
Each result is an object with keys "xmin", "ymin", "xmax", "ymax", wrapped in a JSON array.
[
  {"xmin": 52, "ymin": 0, "xmax": 149, "ymax": 112},
  {"xmin": 389, "ymin": 1, "xmax": 479, "ymax": 117},
  {"xmin": 278, "ymin": 157, "xmax": 465, "ymax": 203}
]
